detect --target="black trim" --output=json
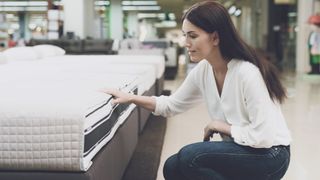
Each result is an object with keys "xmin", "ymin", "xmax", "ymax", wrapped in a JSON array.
[{"xmin": 83, "ymin": 87, "xmax": 138, "ymax": 155}]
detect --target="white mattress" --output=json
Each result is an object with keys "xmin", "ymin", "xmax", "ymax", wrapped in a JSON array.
[
  {"xmin": 42, "ymin": 54, "xmax": 165, "ymax": 79},
  {"xmin": 35, "ymin": 58, "xmax": 157, "ymax": 94},
  {"xmin": 0, "ymin": 62, "xmax": 146, "ymax": 171}
]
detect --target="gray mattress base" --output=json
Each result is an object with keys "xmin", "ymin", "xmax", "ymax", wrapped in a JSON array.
[
  {"xmin": 138, "ymin": 83, "xmax": 156, "ymax": 133},
  {"xmin": 156, "ymin": 74, "xmax": 164, "ymax": 96},
  {"xmin": 0, "ymin": 108, "xmax": 139, "ymax": 180}
]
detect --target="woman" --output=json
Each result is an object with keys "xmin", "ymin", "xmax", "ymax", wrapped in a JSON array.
[{"xmin": 103, "ymin": 1, "xmax": 291, "ymax": 179}]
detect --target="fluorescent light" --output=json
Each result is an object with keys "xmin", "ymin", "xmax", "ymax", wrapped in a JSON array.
[
  {"xmin": 288, "ymin": 12, "xmax": 297, "ymax": 17},
  {"xmin": 138, "ymin": 13, "xmax": 158, "ymax": 18},
  {"xmin": 95, "ymin": 1, "xmax": 110, "ymax": 6},
  {"xmin": 0, "ymin": 6, "xmax": 47, "ymax": 12},
  {"xmin": 234, "ymin": 9, "xmax": 241, "ymax": 16},
  {"xmin": 0, "ymin": 1, "xmax": 48, "ymax": 6},
  {"xmin": 53, "ymin": 1, "xmax": 63, "ymax": 6},
  {"xmin": 122, "ymin": 1, "xmax": 157, "ymax": 6},
  {"xmin": 122, "ymin": 6, "xmax": 161, "ymax": 11},
  {"xmin": 228, "ymin": 6, "xmax": 236, "ymax": 15},
  {"xmin": 28, "ymin": 1, "xmax": 48, "ymax": 6},
  {"xmin": 168, "ymin": 13, "xmax": 175, "ymax": 20},
  {"xmin": 137, "ymin": 13, "xmax": 176, "ymax": 20},
  {"xmin": 154, "ymin": 21, "xmax": 177, "ymax": 28}
]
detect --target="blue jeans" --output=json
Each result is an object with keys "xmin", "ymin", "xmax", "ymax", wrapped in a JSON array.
[{"xmin": 163, "ymin": 141, "xmax": 290, "ymax": 180}]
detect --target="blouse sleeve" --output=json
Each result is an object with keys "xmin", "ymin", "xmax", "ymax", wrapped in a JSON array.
[
  {"xmin": 231, "ymin": 67, "xmax": 278, "ymax": 148},
  {"xmin": 153, "ymin": 68, "xmax": 203, "ymax": 117}
]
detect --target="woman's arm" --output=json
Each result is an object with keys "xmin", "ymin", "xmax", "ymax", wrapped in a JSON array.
[
  {"xmin": 203, "ymin": 121, "xmax": 231, "ymax": 141},
  {"xmin": 101, "ymin": 89, "xmax": 156, "ymax": 112},
  {"xmin": 102, "ymin": 62, "xmax": 204, "ymax": 117}
]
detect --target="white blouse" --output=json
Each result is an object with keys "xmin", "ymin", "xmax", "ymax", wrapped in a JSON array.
[{"xmin": 154, "ymin": 59, "xmax": 291, "ymax": 148}]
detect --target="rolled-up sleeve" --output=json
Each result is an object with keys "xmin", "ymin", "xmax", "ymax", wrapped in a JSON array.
[
  {"xmin": 230, "ymin": 67, "xmax": 277, "ymax": 148},
  {"xmin": 153, "ymin": 69, "xmax": 203, "ymax": 117}
]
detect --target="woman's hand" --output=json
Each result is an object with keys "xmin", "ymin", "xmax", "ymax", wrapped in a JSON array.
[
  {"xmin": 203, "ymin": 121, "xmax": 231, "ymax": 141},
  {"xmin": 101, "ymin": 88, "xmax": 134, "ymax": 105}
]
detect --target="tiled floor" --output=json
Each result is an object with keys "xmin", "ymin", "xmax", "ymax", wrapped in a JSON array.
[{"xmin": 156, "ymin": 65, "xmax": 320, "ymax": 180}]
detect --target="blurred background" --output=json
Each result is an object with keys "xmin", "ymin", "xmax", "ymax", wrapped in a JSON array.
[{"xmin": 1, "ymin": 1, "xmax": 320, "ymax": 179}]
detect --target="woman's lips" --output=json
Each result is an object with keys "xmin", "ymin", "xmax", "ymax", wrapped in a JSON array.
[{"xmin": 188, "ymin": 50, "xmax": 196, "ymax": 55}]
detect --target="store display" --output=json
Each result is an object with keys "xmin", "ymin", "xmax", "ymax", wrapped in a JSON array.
[{"xmin": 308, "ymin": 14, "xmax": 320, "ymax": 74}]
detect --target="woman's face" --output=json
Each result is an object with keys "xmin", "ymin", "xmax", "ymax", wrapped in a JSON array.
[{"xmin": 182, "ymin": 19, "xmax": 217, "ymax": 62}]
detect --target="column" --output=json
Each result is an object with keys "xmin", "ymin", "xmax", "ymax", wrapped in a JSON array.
[
  {"xmin": 296, "ymin": 0, "xmax": 313, "ymax": 73},
  {"xmin": 127, "ymin": 11, "xmax": 139, "ymax": 38},
  {"xmin": 18, "ymin": 12, "xmax": 26, "ymax": 40},
  {"xmin": 62, "ymin": 0, "xmax": 95, "ymax": 39},
  {"xmin": 109, "ymin": 0, "xmax": 123, "ymax": 40}
]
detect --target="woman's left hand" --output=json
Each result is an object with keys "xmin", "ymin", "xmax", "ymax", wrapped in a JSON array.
[{"xmin": 203, "ymin": 121, "xmax": 231, "ymax": 141}]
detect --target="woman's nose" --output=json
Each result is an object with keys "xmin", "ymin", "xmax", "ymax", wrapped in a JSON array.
[
  {"xmin": 181, "ymin": 36, "xmax": 191, "ymax": 48},
  {"xmin": 184, "ymin": 40, "xmax": 191, "ymax": 48}
]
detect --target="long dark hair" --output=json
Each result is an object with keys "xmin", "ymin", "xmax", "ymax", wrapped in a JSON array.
[{"xmin": 182, "ymin": 0, "xmax": 286, "ymax": 103}]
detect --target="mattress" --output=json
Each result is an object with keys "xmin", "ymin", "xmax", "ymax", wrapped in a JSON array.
[
  {"xmin": 35, "ymin": 58, "xmax": 156, "ymax": 95},
  {"xmin": 0, "ymin": 64, "xmax": 141, "ymax": 172},
  {"xmin": 42, "ymin": 55, "xmax": 165, "ymax": 79}
]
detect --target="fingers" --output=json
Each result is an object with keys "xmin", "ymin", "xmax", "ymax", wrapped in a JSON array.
[
  {"xmin": 203, "ymin": 130, "xmax": 211, "ymax": 141},
  {"xmin": 100, "ymin": 88, "xmax": 114, "ymax": 94},
  {"xmin": 203, "ymin": 126, "xmax": 216, "ymax": 142},
  {"xmin": 100, "ymin": 88, "xmax": 119, "ymax": 97}
]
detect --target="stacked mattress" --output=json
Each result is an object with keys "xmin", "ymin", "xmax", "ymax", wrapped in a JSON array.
[{"xmin": 0, "ymin": 59, "xmax": 151, "ymax": 171}]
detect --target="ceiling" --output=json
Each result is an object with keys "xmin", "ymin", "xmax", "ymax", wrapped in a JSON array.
[
  {"xmin": 157, "ymin": 0, "xmax": 202, "ymax": 21},
  {"xmin": 0, "ymin": 0, "xmax": 236, "ymax": 22},
  {"xmin": 157, "ymin": 0, "xmax": 235, "ymax": 22}
]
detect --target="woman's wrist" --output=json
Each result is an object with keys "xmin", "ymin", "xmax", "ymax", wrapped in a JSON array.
[{"xmin": 128, "ymin": 94, "xmax": 136, "ymax": 104}]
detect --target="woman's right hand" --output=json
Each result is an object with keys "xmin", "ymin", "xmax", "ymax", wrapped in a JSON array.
[{"xmin": 100, "ymin": 88, "xmax": 134, "ymax": 105}]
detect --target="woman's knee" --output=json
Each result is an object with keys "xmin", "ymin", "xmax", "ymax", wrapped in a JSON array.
[
  {"xmin": 163, "ymin": 154, "xmax": 179, "ymax": 179},
  {"xmin": 177, "ymin": 144, "xmax": 200, "ymax": 171}
]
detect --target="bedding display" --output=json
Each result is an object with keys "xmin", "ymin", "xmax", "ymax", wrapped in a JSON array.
[
  {"xmin": 0, "ymin": 51, "xmax": 165, "ymax": 179},
  {"xmin": 0, "ymin": 66, "xmax": 139, "ymax": 171}
]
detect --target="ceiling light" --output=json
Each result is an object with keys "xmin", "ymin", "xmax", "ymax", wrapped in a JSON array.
[
  {"xmin": 228, "ymin": 5, "xmax": 236, "ymax": 15},
  {"xmin": 95, "ymin": 1, "xmax": 110, "ymax": 6},
  {"xmin": 0, "ymin": 1, "xmax": 48, "ymax": 6},
  {"xmin": 122, "ymin": 1, "xmax": 157, "ymax": 6},
  {"xmin": 0, "ymin": 6, "xmax": 47, "ymax": 12},
  {"xmin": 234, "ymin": 9, "xmax": 241, "ymax": 17},
  {"xmin": 122, "ymin": 6, "xmax": 161, "ymax": 11},
  {"xmin": 154, "ymin": 21, "xmax": 177, "ymax": 28}
]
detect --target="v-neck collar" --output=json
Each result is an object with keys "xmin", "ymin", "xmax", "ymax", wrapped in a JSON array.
[{"xmin": 208, "ymin": 59, "xmax": 236, "ymax": 100}]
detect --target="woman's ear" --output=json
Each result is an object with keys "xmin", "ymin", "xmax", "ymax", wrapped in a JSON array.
[{"xmin": 211, "ymin": 32, "xmax": 219, "ymax": 46}]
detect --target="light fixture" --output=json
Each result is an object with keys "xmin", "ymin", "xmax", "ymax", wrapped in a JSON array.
[
  {"xmin": 137, "ymin": 13, "xmax": 175, "ymax": 20},
  {"xmin": 154, "ymin": 21, "xmax": 177, "ymax": 28},
  {"xmin": 95, "ymin": 1, "xmax": 110, "ymax": 6},
  {"xmin": 122, "ymin": 1, "xmax": 157, "ymax": 6},
  {"xmin": 234, "ymin": 9, "xmax": 241, "ymax": 17},
  {"xmin": 228, "ymin": 5, "xmax": 236, "ymax": 15},
  {"xmin": 122, "ymin": 6, "xmax": 161, "ymax": 11},
  {"xmin": 0, "ymin": 6, "xmax": 47, "ymax": 12},
  {"xmin": 0, "ymin": 1, "xmax": 48, "ymax": 7}
]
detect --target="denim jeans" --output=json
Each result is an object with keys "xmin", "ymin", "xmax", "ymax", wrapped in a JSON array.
[{"xmin": 163, "ymin": 141, "xmax": 290, "ymax": 180}]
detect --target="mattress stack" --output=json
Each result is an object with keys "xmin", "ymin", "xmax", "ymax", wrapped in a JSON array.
[{"xmin": 0, "ymin": 62, "xmax": 140, "ymax": 171}]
